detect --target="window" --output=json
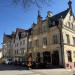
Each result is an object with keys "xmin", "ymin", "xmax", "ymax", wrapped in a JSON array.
[
  {"xmin": 53, "ymin": 35, "xmax": 58, "ymax": 44},
  {"xmin": 68, "ymin": 22, "xmax": 70, "ymax": 28},
  {"xmin": 15, "ymin": 50, "xmax": 16, "ymax": 54},
  {"xmin": 23, "ymin": 40, "xmax": 25, "ymax": 45},
  {"xmin": 53, "ymin": 21, "xmax": 55, "ymax": 25},
  {"xmin": 29, "ymin": 41, "xmax": 32, "ymax": 49},
  {"xmin": 17, "ymin": 50, "xmax": 18, "ymax": 54},
  {"xmin": 20, "ymin": 41, "xmax": 22, "ymax": 46},
  {"xmin": 73, "ymin": 37, "xmax": 75, "ymax": 45},
  {"xmin": 73, "ymin": 51, "xmax": 75, "ymax": 57},
  {"xmin": 42, "ymin": 24, "xmax": 45, "ymax": 32},
  {"xmin": 19, "ymin": 50, "xmax": 21, "ymax": 54},
  {"xmin": 43, "ymin": 37, "xmax": 47, "ymax": 46},
  {"xmin": 14, "ymin": 40, "xmax": 15, "ymax": 43},
  {"xmin": 15, "ymin": 50, "xmax": 18, "ymax": 54},
  {"xmin": 66, "ymin": 34, "xmax": 70, "ymax": 44},
  {"xmin": 42, "ymin": 22, "xmax": 47, "ymax": 32},
  {"xmin": 43, "ymin": 51, "xmax": 51, "ymax": 63},
  {"xmin": 67, "ymin": 51, "xmax": 72, "ymax": 62},
  {"xmin": 21, "ymin": 48, "xmax": 24, "ymax": 54},
  {"xmin": 71, "ymin": 24, "xmax": 73, "ymax": 29},
  {"xmin": 69, "ymin": 23, "xmax": 73, "ymax": 29},
  {"xmin": 17, "ymin": 43, "xmax": 18, "ymax": 47},
  {"xmin": 35, "ymin": 39, "xmax": 39, "ymax": 47},
  {"xmin": 15, "ymin": 44, "xmax": 16, "ymax": 47}
]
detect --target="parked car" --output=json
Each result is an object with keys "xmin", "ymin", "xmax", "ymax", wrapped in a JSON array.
[
  {"xmin": 21, "ymin": 61, "xmax": 27, "ymax": 67},
  {"xmin": 3, "ymin": 59, "xmax": 13, "ymax": 65},
  {"xmin": 14, "ymin": 60, "xmax": 20, "ymax": 65}
]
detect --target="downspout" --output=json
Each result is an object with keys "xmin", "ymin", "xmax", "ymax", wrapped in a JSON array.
[
  {"xmin": 27, "ymin": 32, "xmax": 32, "ymax": 68},
  {"xmin": 56, "ymin": 18, "xmax": 64, "ymax": 67}
]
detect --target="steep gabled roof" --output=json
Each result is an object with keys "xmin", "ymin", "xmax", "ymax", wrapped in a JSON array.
[
  {"xmin": 50, "ymin": 0, "xmax": 74, "ymax": 21},
  {"xmin": 16, "ymin": 28, "xmax": 25, "ymax": 33},
  {"xmin": 4, "ymin": 34, "xmax": 12, "ymax": 39},
  {"xmin": 50, "ymin": 8, "xmax": 70, "ymax": 20}
]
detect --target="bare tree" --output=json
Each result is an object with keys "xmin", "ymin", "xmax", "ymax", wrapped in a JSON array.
[{"xmin": 12, "ymin": 0, "xmax": 52, "ymax": 10}]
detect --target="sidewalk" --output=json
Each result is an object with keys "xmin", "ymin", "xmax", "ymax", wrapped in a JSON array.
[{"xmin": 31, "ymin": 69, "xmax": 74, "ymax": 75}]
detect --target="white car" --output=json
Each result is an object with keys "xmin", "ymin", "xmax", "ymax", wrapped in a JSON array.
[
  {"xmin": 3, "ymin": 59, "xmax": 12, "ymax": 64},
  {"xmin": 5, "ymin": 59, "xmax": 9, "ymax": 64}
]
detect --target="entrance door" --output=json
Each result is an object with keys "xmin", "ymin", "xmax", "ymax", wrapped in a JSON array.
[
  {"xmin": 36, "ymin": 52, "xmax": 41, "ymax": 63},
  {"xmin": 52, "ymin": 51, "xmax": 59, "ymax": 66},
  {"xmin": 43, "ymin": 51, "xmax": 51, "ymax": 63}
]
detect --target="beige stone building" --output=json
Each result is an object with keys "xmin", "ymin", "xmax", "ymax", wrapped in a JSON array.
[
  {"xmin": 2, "ymin": 0, "xmax": 75, "ymax": 69},
  {"xmin": 11, "ymin": 28, "xmax": 30, "ymax": 62},
  {"xmin": 2, "ymin": 28, "xmax": 31, "ymax": 62},
  {"xmin": 28, "ymin": 0, "xmax": 75, "ymax": 68}
]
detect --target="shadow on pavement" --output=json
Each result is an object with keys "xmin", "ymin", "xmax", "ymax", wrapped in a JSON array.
[
  {"xmin": 0, "ymin": 64, "xmax": 29, "ymax": 71},
  {"xmin": 0, "ymin": 64, "xmax": 64, "ymax": 71}
]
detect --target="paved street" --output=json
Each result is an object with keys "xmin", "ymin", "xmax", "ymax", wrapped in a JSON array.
[
  {"xmin": 0, "ymin": 64, "xmax": 75, "ymax": 75},
  {"xmin": 0, "ymin": 64, "xmax": 27, "ymax": 70}
]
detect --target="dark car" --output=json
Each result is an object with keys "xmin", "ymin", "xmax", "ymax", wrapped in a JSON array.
[
  {"xmin": 21, "ymin": 61, "xmax": 27, "ymax": 67},
  {"xmin": 14, "ymin": 60, "xmax": 19, "ymax": 65}
]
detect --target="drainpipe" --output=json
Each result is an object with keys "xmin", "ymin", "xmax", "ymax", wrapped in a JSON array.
[
  {"xmin": 27, "ymin": 32, "xmax": 32, "ymax": 68},
  {"xmin": 56, "ymin": 18, "xmax": 64, "ymax": 67}
]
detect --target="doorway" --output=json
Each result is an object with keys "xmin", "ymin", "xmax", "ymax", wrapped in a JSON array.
[
  {"xmin": 43, "ymin": 51, "xmax": 51, "ymax": 63},
  {"xmin": 52, "ymin": 51, "xmax": 59, "ymax": 66}
]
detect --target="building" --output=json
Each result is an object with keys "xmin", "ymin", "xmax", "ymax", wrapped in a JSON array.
[
  {"xmin": 2, "ymin": 28, "xmax": 30, "ymax": 62},
  {"xmin": 2, "ymin": 33, "xmax": 12, "ymax": 60},
  {"xmin": 27, "ymin": 0, "xmax": 75, "ymax": 68},
  {"xmin": 0, "ymin": 48, "xmax": 2, "ymax": 59},
  {"xmin": 11, "ymin": 28, "xmax": 30, "ymax": 62},
  {"xmin": 2, "ymin": 0, "xmax": 75, "ymax": 69}
]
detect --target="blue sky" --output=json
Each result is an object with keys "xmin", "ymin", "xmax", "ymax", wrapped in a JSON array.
[{"xmin": 0, "ymin": 0, "xmax": 75, "ymax": 48}]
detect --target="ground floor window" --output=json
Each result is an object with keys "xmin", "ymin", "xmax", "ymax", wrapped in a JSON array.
[
  {"xmin": 67, "ymin": 51, "xmax": 72, "ymax": 62},
  {"xmin": 73, "ymin": 51, "xmax": 75, "ymax": 57},
  {"xmin": 43, "ymin": 51, "xmax": 51, "ymax": 63}
]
